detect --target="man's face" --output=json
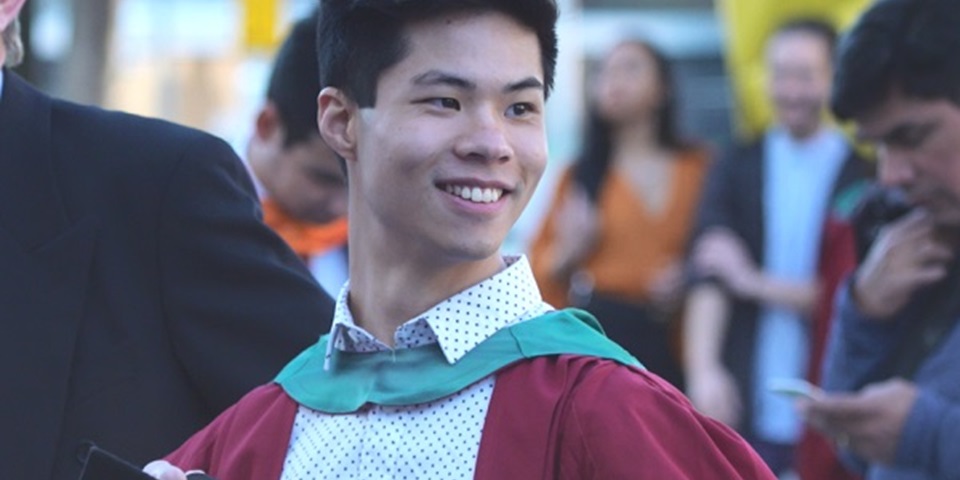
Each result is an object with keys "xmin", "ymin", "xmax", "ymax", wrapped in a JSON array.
[
  {"xmin": 248, "ymin": 106, "xmax": 347, "ymax": 224},
  {"xmin": 342, "ymin": 11, "xmax": 547, "ymax": 264},
  {"xmin": 766, "ymin": 31, "xmax": 833, "ymax": 139},
  {"xmin": 266, "ymin": 134, "xmax": 347, "ymax": 224},
  {"xmin": 857, "ymin": 91, "xmax": 960, "ymax": 227}
]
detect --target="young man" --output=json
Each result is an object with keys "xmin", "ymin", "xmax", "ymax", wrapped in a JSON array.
[
  {"xmin": 247, "ymin": 10, "xmax": 349, "ymax": 296},
  {"xmin": 802, "ymin": 0, "xmax": 960, "ymax": 478},
  {"xmin": 682, "ymin": 18, "xmax": 870, "ymax": 474},
  {"xmin": 146, "ymin": 0, "xmax": 775, "ymax": 478}
]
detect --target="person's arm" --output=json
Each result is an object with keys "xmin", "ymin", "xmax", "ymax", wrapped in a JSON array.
[
  {"xmin": 528, "ymin": 169, "xmax": 574, "ymax": 306},
  {"xmin": 897, "ymin": 388, "xmax": 960, "ymax": 479},
  {"xmin": 693, "ymin": 228, "xmax": 820, "ymax": 314},
  {"xmin": 743, "ymin": 275, "xmax": 819, "ymax": 314},
  {"xmin": 681, "ymin": 147, "xmax": 744, "ymax": 428},
  {"xmin": 682, "ymin": 284, "xmax": 742, "ymax": 428},
  {"xmin": 802, "ymin": 378, "xmax": 960, "ymax": 478},
  {"xmin": 821, "ymin": 281, "xmax": 903, "ymax": 393},
  {"xmin": 821, "ymin": 209, "xmax": 950, "ymax": 393},
  {"xmin": 158, "ymin": 134, "xmax": 334, "ymax": 412}
]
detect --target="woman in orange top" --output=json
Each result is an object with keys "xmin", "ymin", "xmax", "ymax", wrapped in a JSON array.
[{"xmin": 530, "ymin": 39, "xmax": 710, "ymax": 389}]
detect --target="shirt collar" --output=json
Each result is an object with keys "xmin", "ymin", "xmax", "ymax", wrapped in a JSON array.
[
  {"xmin": 325, "ymin": 255, "xmax": 550, "ymax": 367},
  {"xmin": 768, "ymin": 124, "xmax": 845, "ymax": 151}
]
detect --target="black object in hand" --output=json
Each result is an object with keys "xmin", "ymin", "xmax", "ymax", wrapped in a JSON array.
[
  {"xmin": 78, "ymin": 446, "xmax": 217, "ymax": 480},
  {"xmin": 78, "ymin": 446, "xmax": 155, "ymax": 480}
]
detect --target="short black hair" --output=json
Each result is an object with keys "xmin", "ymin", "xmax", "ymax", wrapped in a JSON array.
[
  {"xmin": 316, "ymin": 0, "xmax": 559, "ymax": 108},
  {"xmin": 832, "ymin": 0, "xmax": 960, "ymax": 120},
  {"xmin": 266, "ymin": 10, "xmax": 321, "ymax": 147},
  {"xmin": 771, "ymin": 17, "xmax": 838, "ymax": 56}
]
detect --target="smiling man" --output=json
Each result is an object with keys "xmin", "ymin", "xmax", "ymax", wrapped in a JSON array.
[
  {"xmin": 802, "ymin": 0, "xmax": 960, "ymax": 479},
  {"xmin": 144, "ymin": 0, "xmax": 774, "ymax": 478}
]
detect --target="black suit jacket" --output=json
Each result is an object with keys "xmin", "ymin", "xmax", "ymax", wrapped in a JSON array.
[
  {"xmin": 691, "ymin": 135, "xmax": 872, "ymax": 439},
  {"xmin": 0, "ymin": 70, "xmax": 334, "ymax": 479}
]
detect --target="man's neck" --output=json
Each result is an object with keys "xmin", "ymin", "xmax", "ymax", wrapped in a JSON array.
[
  {"xmin": 781, "ymin": 122, "xmax": 826, "ymax": 143},
  {"xmin": 347, "ymin": 240, "xmax": 506, "ymax": 347}
]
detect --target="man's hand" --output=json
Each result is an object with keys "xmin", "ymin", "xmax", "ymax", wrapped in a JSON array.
[
  {"xmin": 687, "ymin": 364, "xmax": 743, "ymax": 429},
  {"xmin": 648, "ymin": 261, "xmax": 684, "ymax": 315},
  {"xmin": 801, "ymin": 378, "xmax": 919, "ymax": 465},
  {"xmin": 853, "ymin": 210, "xmax": 954, "ymax": 319},
  {"xmin": 143, "ymin": 460, "xmax": 188, "ymax": 480},
  {"xmin": 692, "ymin": 228, "xmax": 761, "ymax": 300}
]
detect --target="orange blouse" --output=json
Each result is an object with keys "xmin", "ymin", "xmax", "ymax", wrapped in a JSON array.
[{"xmin": 529, "ymin": 148, "xmax": 710, "ymax": 308}]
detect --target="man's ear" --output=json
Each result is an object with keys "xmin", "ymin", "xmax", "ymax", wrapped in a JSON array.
[
  {"xmin": 318, "ymin": 87, "xmax": 359, "ymax": 162},
  {"xmin": 253, "ymin": 102, "xmax": 282, "ymax": 141},
  {"xmin": 0, "ymin": 0, "xmax": 26, "ymax": 31}
]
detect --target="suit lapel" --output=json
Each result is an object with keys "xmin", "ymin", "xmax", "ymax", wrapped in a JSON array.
[
  {"xmin": 0, "ymin": 218, "xmax": 97, "ymax": 479},
  {"xmin": 743, "ymin": 141, "xmax": 766, "ymax": 263},
  {"xmin": 0, "ymin": 70, "xmax": 67, "ymax": 250}
]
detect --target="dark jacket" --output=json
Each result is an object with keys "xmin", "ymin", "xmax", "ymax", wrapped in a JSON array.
[{"xmin": 0, "ymin": 70, "xmax": 334, "ymax": 479}]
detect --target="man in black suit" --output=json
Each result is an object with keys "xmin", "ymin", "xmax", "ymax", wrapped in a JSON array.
[{"xmin": 0, "ymin": 1, "xmax": 333, "ymax": 478}]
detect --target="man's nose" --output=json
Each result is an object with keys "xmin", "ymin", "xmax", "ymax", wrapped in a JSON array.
[{"xmin": 453, "ymin": 110, "xmax": 514, "ymax": 162}]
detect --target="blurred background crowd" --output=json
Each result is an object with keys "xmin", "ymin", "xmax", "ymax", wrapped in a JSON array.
[{"xmin": 8, "ymin": 0, "xmax": 893, "ymax": 478}]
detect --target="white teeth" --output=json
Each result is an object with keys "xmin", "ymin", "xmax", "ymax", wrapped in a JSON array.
[{"xmin": 442, "ymin": 184, "xmax": 504, "ymax": 204}]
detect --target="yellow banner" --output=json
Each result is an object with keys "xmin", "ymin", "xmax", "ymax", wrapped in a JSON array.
[
  {"xmin": 242, "ymin": 0, "xmax": 281, "ymax": 50},
  {"xmin": 718, "ymin": 0, "xmax": 871, "ymax": 139}
]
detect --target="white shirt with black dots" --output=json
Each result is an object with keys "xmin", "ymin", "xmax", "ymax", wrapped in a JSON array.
[{"xmin": 280, "ymin": 256, "xmax": 553, "ymax": 480}]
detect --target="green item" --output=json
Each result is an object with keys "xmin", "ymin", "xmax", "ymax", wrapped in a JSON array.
[{"xmin": 275, "ymin": 308, "xmax": 642, "ymax": 413}]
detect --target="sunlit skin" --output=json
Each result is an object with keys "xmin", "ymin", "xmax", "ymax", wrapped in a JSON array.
[
  {"xmin": 318, "ymin": 11, "xmax": 548, "ymax": 344},
  {"xmin": 766, "ymin": 30, "xmax": 834, "ymax": 140},
  {"xmin": 856, "ymin": 91, "xmax": 960, "ymax": 228}
]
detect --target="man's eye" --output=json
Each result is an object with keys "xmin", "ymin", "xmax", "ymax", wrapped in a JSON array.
[
  {"xmin": 507, "ymin": 103, "xmax": 537, "ymax": 117},
  {"xmin": 428, "ymin": 98, "xmax": 461, "ymax": 110}
]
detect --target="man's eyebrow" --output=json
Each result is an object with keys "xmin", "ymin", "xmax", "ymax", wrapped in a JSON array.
[
  {"xmin": 504, "ymin": 77, "xmax": 544, "ymax": 94},
  {"xmin": 411, "ymin": 70, "xmax": 476, "ymax": 90},
  {"xmin": 410, "ymin": 71, "xmax": 544, "ymax": 94}
]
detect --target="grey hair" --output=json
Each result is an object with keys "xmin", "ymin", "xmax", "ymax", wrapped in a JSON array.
[{"xmin": 3, "ymin": 17, "xmax": 23, "ymax": 67}]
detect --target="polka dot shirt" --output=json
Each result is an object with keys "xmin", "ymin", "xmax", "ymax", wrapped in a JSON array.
[{"xmin": 280, "ymin": 256, "xmax": 552, "ymax": 480}]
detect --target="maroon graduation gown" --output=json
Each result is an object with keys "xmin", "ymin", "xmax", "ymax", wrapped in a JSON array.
[{"xmin": 166, "ymin": 355, "xmax": 775, "ymax": 479}]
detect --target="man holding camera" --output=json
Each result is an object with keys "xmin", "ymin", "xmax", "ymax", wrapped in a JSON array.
[{"xmin": 803, "ymin": 0, "xmax": 960, "ymax": 479}]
